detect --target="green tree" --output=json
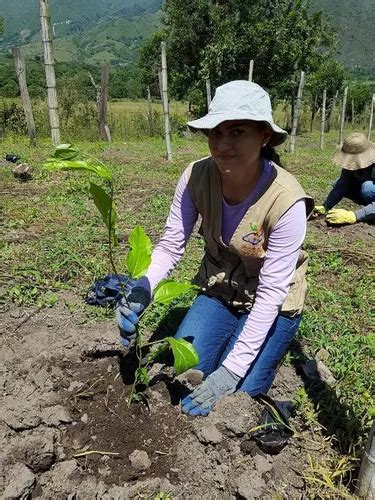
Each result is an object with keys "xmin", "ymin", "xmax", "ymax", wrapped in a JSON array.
[
  {"xmin": 306, "ymin": 58, "xmax": 346, "ymax": 131},
  {"xmin": 138, "ymin": 29, "xmax": 168, "ymax": 97},
  {"xmin": 139, "ymin": 0, "xmax": 339, "ymax": 103},
  {"xmin": 348, "ymin": 81, "xmax": 374, "ymax": 121},
  {"xmin": 110, "ymin": 65, "xmax": 142, "ymax": 99}
]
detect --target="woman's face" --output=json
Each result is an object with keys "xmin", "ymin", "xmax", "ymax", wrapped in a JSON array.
[{"xmin": 208, "ymin": 120, "xmax": 272, "ymax": 175}]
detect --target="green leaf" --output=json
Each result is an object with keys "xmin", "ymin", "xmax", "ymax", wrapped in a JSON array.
[
  {"xmin": 153, "ymin": 280, "xmax": 198, "ymax": 305},
  {"xmin": 51, "ymin": 144, "xmax": 79, "ymax": 160},
  {"xmin": 126, "ymin": 226, "xmax": 152, "ymax": 279},
  {"xmin": 164, "ymin": 337, "xmax": 199, "ymax": 375},
  {"xmin": 135, "ymin": 367, "xmax": 150, "ymax": 386},
  {"xmin": 89, "ymin": 183, "xmax": 118, "ymax": 245},
  {"xmin": 44, "ymin": 160, "xmax": 112, "ymax": 180}
]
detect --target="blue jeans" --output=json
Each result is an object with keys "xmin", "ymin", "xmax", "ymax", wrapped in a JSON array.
[
  {"xmin": 175, "ymin": 294, "xmax": 301, "ymax": 396},
  {"xmin": 360, "ymin": 180, "xmax": 375, "ymax": 204}
]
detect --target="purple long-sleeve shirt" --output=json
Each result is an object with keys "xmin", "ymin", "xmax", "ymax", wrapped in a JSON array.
[{"xmin": 139, "ymin": 160, "xmax": 307, "ymax": 377}]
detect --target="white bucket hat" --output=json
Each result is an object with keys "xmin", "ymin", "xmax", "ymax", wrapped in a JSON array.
[{"xmin": 187, "ymin": 80, "xmax": 288, "ymax": 147}]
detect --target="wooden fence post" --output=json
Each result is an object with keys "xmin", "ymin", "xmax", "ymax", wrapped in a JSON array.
[
  {"xmin": 320, "ymin": 89, "xmax": 327, "ymax": 151},
  {"xmin": 351, "ymin": 98, "xmax": 355, "ymax": 126},
  {"xmin": 368, "ymin": 94, "xmax": 375, "ymax": 140},
  {"xmin": 205, "ymin": 77, "xmax": 212, "ymax": 109},
  {"xmin": 248, "ymin": 59, "xmax": 254, "ymax": 82},
  {"xmin": 339, "ymin": 86, "xmax": 348, "ymax": 146},
  {"xmin": 206, "ymin": 76, "xmax": 212, "ymax": 109},
  {"xmin": 158, "ymin": 70, "xmax": 163, "ymax": 106},
  {"xmin": 12, "ymin": 47, "xmax": 36, "ymax": 146},
  {"xmin": 289, "ymin": 70, "xmax": 305, "ymax": 153},
  {"xmin": 327, "ymin": 89, "xmax": 339, "ymax": 132},
  {"xmin": 39, "ymin": 0, "xmax": 60, "ymax": 145},
  {"xmin": 310, "ymin": 94, "xmax": 318, "ymax": 132},
  {"xmin": 98, "ymin": 63, "xmax": 111, "ymax": 142},
  {"xmin": 161, "ymin": 41, "xmax": 172, "ymax": 161}
]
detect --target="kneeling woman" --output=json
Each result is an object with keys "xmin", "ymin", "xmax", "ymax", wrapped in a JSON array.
[
  {"xmin": 117, "ymin": 81, "xmax": 314, "ymax": 416},
  {"xmin": 314, "ymin": 132, "xmax": 375, "ymax": 224}
]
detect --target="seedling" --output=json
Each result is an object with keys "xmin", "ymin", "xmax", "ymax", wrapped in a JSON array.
[{"xmin": 44, "ymin": 144, "xmax": 199, "ymax": 404}]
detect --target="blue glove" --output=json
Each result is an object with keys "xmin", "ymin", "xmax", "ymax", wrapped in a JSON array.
[
  {"xmin": 116, "ymin": 285, "xmax": 151, "ymax": 346},
  {"xmin": 85, "ymin": 274, "xmax": 136, "ymax": 306},
  {"xmin": 181, "ymin": 365, "xmax": 241, "ymax": 416}
]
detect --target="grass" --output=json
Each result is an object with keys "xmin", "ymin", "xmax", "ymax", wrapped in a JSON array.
[
  {"xmin": 1, "ymin": 97, "xmax": 189, "ymax": 143},
  {"xmin": 0, "ymin": 121, "xmax": 373, "ymax": 496}
]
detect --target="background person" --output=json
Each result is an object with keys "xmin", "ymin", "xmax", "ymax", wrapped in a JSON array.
[
  {"xmin": 315, "ymin": 133, "xmax": 375, "ymax": 224},
  {"xmin": 117, "ymin": 81, "xmax": 314, "ymax": 416}
]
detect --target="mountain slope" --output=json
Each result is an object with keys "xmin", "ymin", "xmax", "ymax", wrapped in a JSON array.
[
  {"xmin": 311, "ymin": 0, "xmax": 375, "ymax": 71},
  {"xmin": 0, "ymin": 0, "xmax": 162, "ymax": 47},
  {"xmin": 18, "ymin": 12, "xmax": 162, "ymax": 65},
  {"xmin": 1, "ymin": 0, "xmax": 374, "ymax": 72}
]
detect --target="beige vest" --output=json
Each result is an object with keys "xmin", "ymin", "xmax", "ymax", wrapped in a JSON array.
[{"xmin": 186, "ymin": 157, "xmax": 314, "ymax": 315}]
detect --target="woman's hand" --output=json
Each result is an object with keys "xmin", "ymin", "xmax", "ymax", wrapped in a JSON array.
[
  {"xmin": 313, "ymin": 205, "xmax": 326, "ymax": 216},
  {"xmin": 326, "ymin": 208, "xmax": 356, "ymax": 225},
  {"xmin": 115, "ymin": 286, "xmax": 151, "ymax": 346},
  {"xmin": 181, "ymin": 366, "xmax": 241, "ymax": 416}
]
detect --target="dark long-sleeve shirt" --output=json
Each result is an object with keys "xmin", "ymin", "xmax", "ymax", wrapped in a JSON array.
[{"xmin": 324, "ymin": 165, "xmax": 375, "ymax": 222}]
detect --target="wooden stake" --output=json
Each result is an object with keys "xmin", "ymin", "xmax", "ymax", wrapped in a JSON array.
[
  {"xmin": 160, "ymin": 41, "xmax": 172, "ymax": 161},
  {"xmin": 39, "ymin": 0, "xmax": 60, "ymax": 145},
  {"xmin": 158, "ymin": 71, "xmax": 163, "ymax": 103},
  {"xmin": 248, "ymin": 60, "xmax": 254, "ymax": 82},
  {"xmin": 205, "ymin": 77, "xmax": 212, "ymax": 109},
  {"xmin": 320, "ymin": 89, "xmax": 327, "ymax": 150},
  {"xmin": 351, "ymin": 98, "xmax": 355, "ymax": 126},
  {"xmin": 310, "ymin": 94, "xmax": 318, "ymax": 132},
  {"xmin": 339, "ymin": 86, "xmax": 348, "ymax": 146},
  {"xmin": 289, "ymin": 71, "xmax": 305, "ymax": 153},
  {"xmin": 327, "ymin": 89, "xmax": 339, "ymax": 132},
  {"xmin": 98, "ymin": 63, "xmax": 111, "ymax": 142},
  {"xmin": 368, "ymin": 94, "xmax": 375, "ymax": 140},
  {"xmin": 12, "ymin": 47, "xmax": 36, "ymax": 146}
]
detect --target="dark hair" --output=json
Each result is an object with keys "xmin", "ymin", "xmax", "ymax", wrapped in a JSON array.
[{"xmin": 261, "ymin": 145, "xmax": 283, "ymax": 166}]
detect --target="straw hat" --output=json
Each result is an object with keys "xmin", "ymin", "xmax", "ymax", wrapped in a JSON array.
[
  {"xmin": 332, "ymin": 133, "xmax": 375, "ymax": 170},
  {"xmin": 187, "ymin": 80, "xmax": 288, "ymax": 147}
]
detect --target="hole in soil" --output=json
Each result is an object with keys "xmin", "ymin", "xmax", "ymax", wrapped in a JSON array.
[
  {"xmin": 61, "ymin": 358, "xmax": 188, "ymax": 485},
  {"xmin": 84, "ymin": 349, "xmax": 123, "ymax": 360}
]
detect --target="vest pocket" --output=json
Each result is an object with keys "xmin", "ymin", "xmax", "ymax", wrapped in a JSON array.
[{"xmin": 281, "ymin": 277, "xmax": 307, "ymax": 315}]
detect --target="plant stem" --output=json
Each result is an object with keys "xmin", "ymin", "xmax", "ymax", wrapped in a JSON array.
[
  {"xmin": 105, "ymin": 177, "xmax": 146, "ymax": 407},
  {"xmin": 142, "ymin": 339, "xmax": 165, "ymax": 347}
]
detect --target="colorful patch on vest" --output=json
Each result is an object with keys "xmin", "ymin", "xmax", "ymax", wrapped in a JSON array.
[
  {"xmin": 240, "ymin": 223, "xmax": 265, "ymax": 258},
  {"xmin": 242, "ymin": 223, "xmax": 265, "ymax": 246}
]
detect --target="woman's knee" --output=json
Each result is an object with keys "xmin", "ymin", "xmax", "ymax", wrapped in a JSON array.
[
  {"xmin": 237, "ymin": 369, "xmax": 275, "ymax": 396},
  {"xmin": 360, "ymin": 181, "xmax": 375, "ymax": 204},
  {"xmin": 174, "ymin": 294, "xmax": 238, "ymax": 377}
]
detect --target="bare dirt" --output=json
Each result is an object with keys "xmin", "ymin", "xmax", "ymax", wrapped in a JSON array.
[
  {"xmin": 309, "ymin": 216, "xmax": 375, "ymax": 248},
  {"xmin": 0, "ymin": 290, "xmax": 333, "ymax": 499}
]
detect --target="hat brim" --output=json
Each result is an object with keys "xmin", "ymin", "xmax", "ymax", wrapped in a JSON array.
[
  {"xmin": 332, "ymin": 143, "xmax": 375, "ymax": 170},
  {"xmin": 187, "ymin": 111, "xmax": 288, "ymax": 147}
]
